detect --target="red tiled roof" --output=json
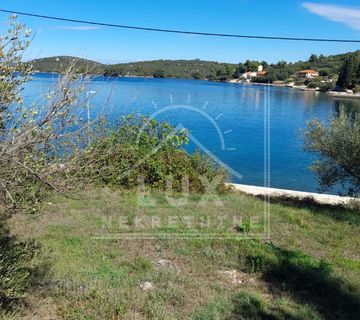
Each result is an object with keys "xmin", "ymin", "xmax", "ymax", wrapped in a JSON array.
[
  {"xmin": 298, "ymin": 70, "xmax": 318, "ymax": 74},
  {"xmin": 257, "ymin": 71, "xmax": 267, "ymax": 76}
]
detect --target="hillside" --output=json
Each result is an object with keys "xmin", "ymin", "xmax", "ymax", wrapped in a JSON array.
[
  {"xmin": 30, "ymin": 50, "xmax": 360, "ymax": 83},
  {"xmin": 104, "ymin": 59, "xmax": 237, "ymax": 79},
  {"xmin": 30, "ymin": 56, "xmax": 103, "ymax": 73},
  {"xmin": 30, "ymin": 56, "xmax": 237, "ymax": 80}
]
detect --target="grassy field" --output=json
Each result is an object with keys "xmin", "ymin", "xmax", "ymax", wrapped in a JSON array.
[{"xmin": 7, "ymin": 188, "xmax": 360, "ymax": 320}]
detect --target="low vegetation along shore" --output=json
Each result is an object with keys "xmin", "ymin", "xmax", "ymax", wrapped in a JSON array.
[{"xmin": 1, "ymin": 16, "xmax": 360, "ymax": 320}]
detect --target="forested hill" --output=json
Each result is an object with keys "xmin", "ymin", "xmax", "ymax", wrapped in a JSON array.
[
  {"xmin": 30, "ymin": 50, "xmax": 360, "ymax": 83},
  {"xmin": 105, "ymin": 59, "xmax": 238, "ymax": 80},
  {"xmin": 30, "ymin": 56, "xmax": 237, "ymax": 80},
  {"xmin": 30, "ymin": 56, "xmax": 103, "ymax": 73}
]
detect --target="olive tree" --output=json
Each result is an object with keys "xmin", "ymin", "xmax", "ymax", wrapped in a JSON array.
[
  {"xmin": 0, "ymin": 16, "xmax": 88, "ymax": 213},
  {"xmin": 304, "ymin": 108, "xmax": 360, "ymax": 196},
  {"xmin": 0, "ymin": 15, "xmax": 32, "ymax": 128},
  {"xmin": 0, "ymin": 16, "xmax": 98, "ymax": 310}
]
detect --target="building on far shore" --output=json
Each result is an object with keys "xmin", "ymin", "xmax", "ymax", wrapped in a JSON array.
[
  {"xmin": 256, "ymin": 70, "xmax": 267, "ymax": 77},
  {"xmin": 256, "ymin": 65, "xmax": 267, "ymax": 77},
  {"xmin": 241, "ymin": 65, "xmax": 267, "ymax": 81},
  {"xmin": 297, "ymin": 70, "xmax": 319, "ymax": 79},
  {"xmin": 241, "ymin": 71, "xmax": 257, "ymax": 80}
]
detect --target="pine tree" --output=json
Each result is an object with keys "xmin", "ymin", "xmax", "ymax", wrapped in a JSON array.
[
  {"xmin": 337, "ymin": 56, "xmax": 358, "ymax": 90},
  {"xmin": 309, "ymin": 54, "xmax": 318, "ymax": 63},
  {"xmin": 356, "ymin": 63, "xmax": 360, "ymax": 86}
]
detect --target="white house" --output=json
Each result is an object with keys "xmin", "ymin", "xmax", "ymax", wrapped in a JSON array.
[
  {"xmin": 297, "ymin": 70, "xmax": 319, "ymax": 79},
  {"xmin": 241, "ymin": 65, "xmax": 267, "ymax": 80}
]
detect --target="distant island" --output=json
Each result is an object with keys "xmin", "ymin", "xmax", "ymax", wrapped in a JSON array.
[{"xmin": 30, "ymin": 50, "xmax": 360, "ymax": 94}]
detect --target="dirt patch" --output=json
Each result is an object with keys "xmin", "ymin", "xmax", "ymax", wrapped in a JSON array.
[
  {"xmin": 154, "ymin": 258, "xmax": 181, "ymax": 272},
  {"xmin": 21, "ymin": 294, "xmax": 58, "ymax": 320},
  {"xmin": 218, "ymin": 269, "xmax": 256, "ymax": 285}
]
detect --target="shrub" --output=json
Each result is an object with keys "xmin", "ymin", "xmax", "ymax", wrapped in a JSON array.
[
  {"xmin": 0, "ymin": 17, "xmax": 88, "ymax": 314},
  {"xmin": 306, "ymin": 79, "xmax": 321, "ymax": 89},
  {"xmin": 71, "ymin": 116, "xmax": 228, "ymax": 193},
  {"xmin": 153, "ymin": 69, "xmax": 165, "ymax": 78},
  {"xmin": 318, "ymin": 81, "xmax": 336, "ymax": 92},
  {"xmin": 0, "ymin": 217, "xmax": 40, "ymax": 310},
  {"xmin": 319, "ymin": 68, "xmax": 332, "ymax": 77},
  {"xmin": 0, "ymin": 16, "xmax": 89, "ymax": 214},
  {"xmin": 192, "ymin": 71, "xmax": 202, "ymax": 80},
  {"xmin": 353, "ymin": 85, "xmax": 360, "ymax": 93},
  {"xmin": 294, "ymin": 79, "xmax": 305, "ymax": 86},
  {"xmin": 304, "ymin": 108, "xmax": 360, "ymax": 196}
]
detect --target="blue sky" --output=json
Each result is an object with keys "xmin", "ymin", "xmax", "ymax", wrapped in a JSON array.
[{"xmin": 1, "ymin": 0, "xmax": 360, "ymax": 63}]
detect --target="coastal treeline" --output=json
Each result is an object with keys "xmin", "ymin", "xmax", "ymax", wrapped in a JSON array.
[
  {"xmin": 30, "ymin": 57, "xmax": 238, "ymax": 80},
  {"xmin": 31, "ymin": 50, "xmax": 360, "ymax": 91}
]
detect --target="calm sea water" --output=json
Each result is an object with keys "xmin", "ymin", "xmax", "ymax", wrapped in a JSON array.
[{"xmin": 24, "ymin": 73, "xmax": 360, "ymax": 194}]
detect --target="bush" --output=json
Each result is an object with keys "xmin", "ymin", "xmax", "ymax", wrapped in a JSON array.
[
  {"xmin": 305, "ymin": 79, "xmax": 335, "ymax": 92},
  {"xmin": 71, "ymin": 116, "xmax": 228, "ymax": 193},
  {"xmin": 319, "ymin": 68, "xmax": 332, "ymax": 77},
  {"xmin": 295, "ymin": 79, "xmax": 305, "ymax": 86},
  {"xmin": 0, "ymin": 217, "xmax": 40, "ymax": 310},
  {"xmin": 0, "ymin": 16, "xmax": 89, "ymax": 214},
  {"xmin": 318, "ymin": 81, "xmax": 336, "ymax": 92},
  {"xmin": 353, "ymin": 85, "xmax": 360, "ymax": 93},
  {"xmin": 306, "ymin": 79, "xmax": 321, "ymax": 89},
  {"xmin": 153, "ymin": 69, "xmax": 165, "ymax": 78},
  {"xmin": 304, "ymin": 108, "xmax": 360, "ymax": 196},
  {"xmin": 192, "ymin": 71, "xmax": 202, "ymax": 80}
]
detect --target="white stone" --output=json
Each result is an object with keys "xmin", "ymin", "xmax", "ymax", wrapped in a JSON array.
[{"xmin": 140, "ymin": 281, "xmax": 154, "ymax": 291}]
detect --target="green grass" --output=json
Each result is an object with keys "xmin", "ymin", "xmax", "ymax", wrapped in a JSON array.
[{"xmin": 7, "ymin": 188, "xmax": 360, "ymax": 319}]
